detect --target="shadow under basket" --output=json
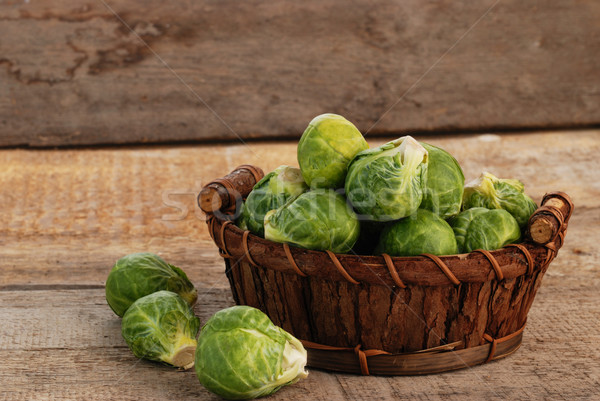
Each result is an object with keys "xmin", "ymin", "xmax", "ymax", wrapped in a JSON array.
[{"xmin": 200, "ymin": 165, "xmax": 573, "ymax": 376}]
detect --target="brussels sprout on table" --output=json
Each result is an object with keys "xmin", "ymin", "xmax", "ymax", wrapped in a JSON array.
[
  {"xmin": 237, "ymin": 166, "xmax": 308, "ymax": 237},
  {"xmin": 375, "ymin": 209, "xmax": 458, "ymax": 256},
  {"xmin": 462, "ymin": 172, "xmax": 537, "ymax": 228},
  {"xmin": 264, "ymin": 189, "xmax": 360, "ymax": 253},
  {"xmin": 297, "ymin": 113, "xmax": 369, "ymax": 189},
  {"xmin": 121, "ymin": 290, "xmax": 200, "ymax": 369},
  {"xmin": 450, "ymin": 207, "xmax": 521, "ymax": 253},
  {"xmin": 345, "ymin": 136, "xmax": 428, "ymax": 221},
  {"xmin": 195, "ymin": 305, "xmax": 308, "ymax": 400},
  {"xmin": 105, "ymin": 252, "xmax": 197, "ymax": 317},
  {"xmin": 420, "ymin": 142, "xmax": 464, "ymax": 219}
]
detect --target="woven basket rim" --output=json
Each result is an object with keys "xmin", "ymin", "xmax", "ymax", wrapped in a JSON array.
[{"xmin": 208, "ymin": 215, "xmax": 550, "ymax": 287}]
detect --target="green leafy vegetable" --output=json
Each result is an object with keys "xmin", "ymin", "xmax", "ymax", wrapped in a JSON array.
[
  {"xmin": 195, "ymin": 306, "xmax": 308, "ymax": 400},
  {"xmin": 462, "ymin": 172, "xmax": 537, "ymax": 228},
  {"xmin": 297, "ymin": 114, "xmax": 369, "ymax": 189},
  {"xmin": 375, "ymin": 209, "xmax": 458, "ymax": 256},
  {"xmin": 238, "ymin": 166, "xmax": 308, "ymax": 236},
  {"xmin": 449, "ymin": 207, "xmax": 521, "ymax": 253},
  {"xmin": 105, "ymin": 252, "xmax": 197, "ymax": 317},
  {"xmin": 345, "ymin": 136, "xmax": 428, "ymax": 221},
  {"xmin": 121, "ymin": 291, "xmax": 200, "ymax": 369},
  {"xmin": 264, "ymin": 189, "xmax": 360, "ymax": 253},
  {"xmin": 420, "ymin": 142, "xmax": 464, "ymax": 219}
]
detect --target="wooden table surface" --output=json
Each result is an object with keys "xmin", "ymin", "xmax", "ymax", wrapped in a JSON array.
[{"xmin": 1, "ymin": 130, "xmax": 599, "ymax": 400}]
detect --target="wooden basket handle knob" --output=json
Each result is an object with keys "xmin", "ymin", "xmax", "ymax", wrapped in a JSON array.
[
  {"xmin": 198, "ymin": 165, "xmax": 264, "ymax": 214},
  {"xmin": 528, "ymin": 191, "xmax": 573, "ymax": 245}
]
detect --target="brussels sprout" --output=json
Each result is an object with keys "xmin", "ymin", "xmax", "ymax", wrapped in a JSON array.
[
  {"xmin": 238, "ymin": 166, "xmax": 308, "ymax": 237},
  {"xmin": 420, "ymin": 142, "xmax": 464, "ymax": 219},
  {"xmin": 462, "ymin": 172, "xmax": 537, "ymax": 228},
  {"xmin": 264, "ymin": 189, "xmax": 360, "ymax": 253},
  {"xmin": 121, "ymin": 291, "xmax": 200, "ymax": 369},
  {"xmin": 449, "ymin": 207, "xmax": 521, "ymax": 253},
  {"xmin": 195, "ymin": 306, "xmax": 308, "ymax": 400},
  {"xmin": 297, "ymin": 114, "xmax": 369, "ymax": 189},
  {"xmin": 375, "ymin": 209, "xmax": 458, "ymax": 256},
  {"xmin": 345, "ymin": 136, "xmax": 428, "ymax": 221},
  {"xmin": 105, "ymin": 253, "xmax": 197, "ymax": 317}
]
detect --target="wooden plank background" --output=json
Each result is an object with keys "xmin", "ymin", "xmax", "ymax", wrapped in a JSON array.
[
  {"xmin": 1, "ymin": 131, "xmax": 599, "ymax": 399},
  {"xmin": 1, "ymin": 1, "xmax": 599, "ymax": 147}
]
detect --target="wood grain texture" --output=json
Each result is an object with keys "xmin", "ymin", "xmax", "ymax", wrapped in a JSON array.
[
  {"xmin": 1, "ymin": 286, "xmax": 598, "ymax": 400},
  {"xmin": 1, "ymin": 131, "xmax": 598, "ymax": 288},
  {"xmin": 1, "ymin": 1, "xmax": 599, "ymax": 147},
  {"xmin": 1, "ymin": 130, "xmax": 599, "ymax": 399}
]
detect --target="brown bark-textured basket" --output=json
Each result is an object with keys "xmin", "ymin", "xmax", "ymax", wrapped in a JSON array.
[{"xmin": 199, "ymin": 165, "xmax": 573, "ymax": 376}]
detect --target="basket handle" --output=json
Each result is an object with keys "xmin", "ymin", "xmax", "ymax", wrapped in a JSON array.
[
  {"xmin": 198, "ymin": 165, "xmax": 264, "ymax": 214},
  {"xmin": 527, "ymin": 191, "xmax": 573, "ymax": 246}
]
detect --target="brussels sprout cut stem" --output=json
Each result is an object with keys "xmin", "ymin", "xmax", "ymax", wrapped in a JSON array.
[{"xmin": 170, "ymin": 344, "xmax": 197, "ymax": 370}]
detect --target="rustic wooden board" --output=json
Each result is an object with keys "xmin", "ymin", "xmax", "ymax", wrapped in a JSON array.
[
  {"xmin": 1, "ymin": 1, "xmax": 599, "ymax": 147},
  {"xmin": 1, "ymin": 131, "xmax": 598, "ymax": 288},
  {"xmin": 1, "ymin": 286, "xmax": 598, "ymax": 400},
  {"xmin": 1, "ymin": 130, "xmax": 599, "ymax": 399}
]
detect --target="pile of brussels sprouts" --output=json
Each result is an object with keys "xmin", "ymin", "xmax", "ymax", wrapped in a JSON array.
[
  {"xmin": 239, "ymin": 113, "xmax": 537, "ymax": 256},
  {"xmin": 105, "ymin": 253, "xmax": 308, "ymax": 399}
]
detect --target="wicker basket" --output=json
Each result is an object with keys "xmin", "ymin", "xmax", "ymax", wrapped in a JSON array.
[{"xmin": 199, "ymin": 165, "xmax": 573, "ymax": 375}]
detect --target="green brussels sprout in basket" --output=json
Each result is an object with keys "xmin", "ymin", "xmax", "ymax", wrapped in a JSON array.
[
  {"xmin": 420, "ymin": 142, "xmax": 465, "ymax": 219},
  {"xmin": 462, "ymin": 172, "xmax": 537, "ymax": 228},
  {"xmin": 264, "ymin": 189, "xmax": 360, "ymax": 253},
  {"xmin": 121, "ymin": 291, "xmax": 200, "ymax": 369},
  {"xmin": 297, "ymin": 113, "xmax": 369, "ymax": 189},
  {"xmin": 375, "ymin": 209, "xmax": 458, "ymax": 256},
  {"xmin": 345, "ymin": 136, "xmax": 428, "ymax": 222},
  {"xmin": 105, "ymin": 253, "xmax": 197, "ymax": 317},
  {"xmin": 195, "ymin": 305, "xmax": 308, "ymax": 400},
  {"xmin": 237, "ymin": 165, "xmax": 308, "ymax": 237},
  {"xmin": 449, "ymin": 207, "xmax": 521, "ymax": 253}
]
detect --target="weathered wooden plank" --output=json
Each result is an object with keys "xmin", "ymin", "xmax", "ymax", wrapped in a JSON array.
[
  {"xmin": 1, "ymin": 1, "xmax": 599, "ymax": 147},
  {"xmin": 0, "ymin": 347, "xmax": 354, "ymax": 401},
  {"xmin": 0, "ymin": 288, "xmax": 233, "ymax": 351},
  {"xmin": 0, "ymin": 287, "xmax": 598, "ymax": 400},
  {"xmin": 0, "ymin": 131, "xmax": 598, "ymax": 288}
]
